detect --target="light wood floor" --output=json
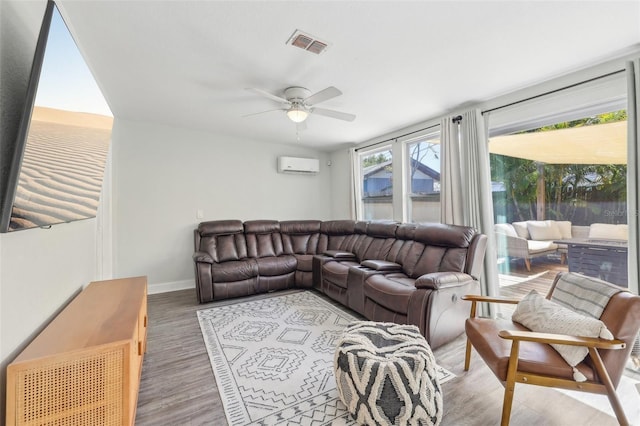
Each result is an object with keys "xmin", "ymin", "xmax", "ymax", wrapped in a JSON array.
[{"xmin": 136, "ymin": 288, "xmax": 627, "ymax": 426}]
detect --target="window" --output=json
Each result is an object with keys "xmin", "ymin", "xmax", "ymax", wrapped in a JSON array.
[
  {"xmin": 405, "ymin": 133, "xmax": 441, "ymax": 223},
  {"xmin": 360, "ymin": 147, "xmax": 393, "ymax": 220}
]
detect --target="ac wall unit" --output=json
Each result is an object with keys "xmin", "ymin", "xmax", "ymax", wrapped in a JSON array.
[{"xmin": 277, "ymin": 156, "xmax": 320, "ymax": 174}]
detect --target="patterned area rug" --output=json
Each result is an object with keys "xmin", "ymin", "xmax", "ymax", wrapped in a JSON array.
[{"xmin": 197, "ymin": 291, "xmax": 455, "ymax": 426}]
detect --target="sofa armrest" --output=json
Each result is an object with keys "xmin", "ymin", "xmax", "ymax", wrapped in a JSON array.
[
  {"xmin": 193, "ymin": 251, "xmax": 214, "ymax": 264},
  {"xmin": 495, "ymin": 233, "xmax": 529, "ymax": 258},
  {"xmin": 323, "ymin": 250, "xmax": 356, "ymax": 260},
  {"xmin": 415, "ymin": 272, "xmax": 474, "ymax": 290},
  {"xmin": 360, "ymin": 260, "xmax": 402, "ymax": 271}
]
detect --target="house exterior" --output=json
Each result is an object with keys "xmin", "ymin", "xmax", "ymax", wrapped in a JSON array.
[{"xmin": 363, "ymin": 159, "xmax": 441, "ymax": 197}]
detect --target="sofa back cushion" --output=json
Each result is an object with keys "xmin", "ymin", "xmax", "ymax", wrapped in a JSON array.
[
  {"xmin": 512, "ymin": 221, "xmax": 530, "ymax": 239},
  {"xmin": 342, "ymin": 221, "xmax": 368, "ymax": 254},
  {"xmin": 197, "ymin": 220, "xmax": 248, "ymax": 262},
  {"xmin": 555, "ymin": 221, "xmax": 572, "ymax": 239},
  {"xmin": 280, "ymin": 220, "xmax": 321, "ymax": 254},
  {"xmin": 494, "ymin": 223, "xmax": 518, "ymax": 238},
  {"xmin": 407, "ymin": 223, "xmax": 476, "ymax": 278},
  {"xmin": 317, "ymin": 220, "xmax": 356, "ymax": 253},
  {"xmin": 352, "ymin": 222, "xmax": 398, "ymax": 261},
  {"xmin": 589, "ymin": 223, "xmax": 628, "ymax": 241},
  {"xmin": 411, "ymin": 246, "xmax": 468, "ymax": 278},
  {"xmin": 244, "ymin": 220, "xmax": 284, "ymax": 258},
  {"xmin": 527, "ymin": 220, "xmax": 562, "ymax": 241}
]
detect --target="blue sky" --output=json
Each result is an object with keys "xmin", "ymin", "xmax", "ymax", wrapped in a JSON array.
[{"xmin": 35, "ymin": 5, "xmax": 112, "ymax": 117}]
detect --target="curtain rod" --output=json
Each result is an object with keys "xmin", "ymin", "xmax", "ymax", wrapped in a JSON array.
[
  {"xmin": 481, "ymin": 69, "xmax": 625, "ymax": 115},
  {"xmin": 355, "ymin": 123, "xmax": 440, "ymax": 152},
  {"xmin": 356, "ymin": 68, "xmax": 624, "ymax": 152}
]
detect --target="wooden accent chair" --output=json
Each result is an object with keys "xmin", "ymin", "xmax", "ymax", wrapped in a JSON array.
[{"xmin": 463, "ymin": 272, "xmax": 640, "ymax": 426}]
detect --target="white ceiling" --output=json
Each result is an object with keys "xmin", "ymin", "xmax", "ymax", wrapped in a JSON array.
[{"xmin": 57, "ymin": 1, "xmax": 640, "ymax": 151}]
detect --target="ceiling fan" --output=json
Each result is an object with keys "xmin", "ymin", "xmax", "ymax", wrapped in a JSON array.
[{"xmin": 245, "ymin": 86, "xmax": 356, "ymax": 123}]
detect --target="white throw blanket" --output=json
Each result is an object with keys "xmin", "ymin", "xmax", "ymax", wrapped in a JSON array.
[{"xmin": 550, "ymin": 272, "xmax": 622, "ymax": 319}]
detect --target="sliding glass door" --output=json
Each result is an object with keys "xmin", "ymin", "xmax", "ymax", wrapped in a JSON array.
[{"xmin": 490, "ymin": 110, "xmax": 628, "ymax": 307}]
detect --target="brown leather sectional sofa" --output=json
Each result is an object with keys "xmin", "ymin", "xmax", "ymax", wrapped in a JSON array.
[{"xmin": 193, "ymin": 219, "xmax": 487, "ymax": 349}]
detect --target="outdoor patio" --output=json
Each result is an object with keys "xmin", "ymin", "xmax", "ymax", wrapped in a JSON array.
[{"xmin": 498, "ymin": 255, "xmax": 566, "ymax": 299}]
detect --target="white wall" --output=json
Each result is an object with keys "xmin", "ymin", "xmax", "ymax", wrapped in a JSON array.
[
  {"xmin": 0, "ymin": 1, "xmax": 101, "ymax": 417},
  {"xmin": 112, "ymin": 119, "xmax": 333, "ymax": 293},
  {"xmin": 0, "ymin": 220, "xmax": 97, "ymax": 359},
  {"xmin": 0, "ymin": 220, "xmax": 97, "ymax": 423},
  {"xmin": 329, "ymin": 148, "xmax": 353, "ymax": 220}
]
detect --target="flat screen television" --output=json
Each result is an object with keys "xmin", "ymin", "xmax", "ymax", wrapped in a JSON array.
[{"xmin": 0, "ymin": 0, "xmax": 113, "ymax": 233}]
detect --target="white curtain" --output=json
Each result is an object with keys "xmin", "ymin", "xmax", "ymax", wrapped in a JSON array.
[
  {"xmin": 627, "ymin": 60, "xmax": 640, "ymax": 296},
  {"xmin": 348, "ymin": 147, "xmax": 358, "ymax": 220},
  {"xmin": 440, "ymin": 116, "xmax": 464, "ymax": 225},
  {"xmin": 459, "ymin": 110, "xmax": 500, "ymax": 303},
  {"xmin": 439, "ymin": 110, "xmax": 500, "ymax": 305}
]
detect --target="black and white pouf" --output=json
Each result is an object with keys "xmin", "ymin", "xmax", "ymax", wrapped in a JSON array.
[{"xmin": 334, "ymin": 321, "xmax": 443, "ymax": 426}]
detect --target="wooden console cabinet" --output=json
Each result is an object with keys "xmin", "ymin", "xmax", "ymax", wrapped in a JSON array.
[{"xmin": 6, "ymin": 276, "xmax": 148, "ymax": 426}]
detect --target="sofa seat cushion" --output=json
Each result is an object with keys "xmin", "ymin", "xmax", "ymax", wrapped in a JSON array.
[
  {"xmin": 465, "ymin": 317, "xmax": 595, "ymax": 383},
  {"xmin": 323, "ymin": 260, "xmax": 359, "ymax": 288},
  {"xmin": 294, "ymin": 254, "xmax": 314, "ymax": 272},
  {"xmin": 211, "ymin": 259, "xmax": 258, "ymax": 282},
  {"xmin": 526, "ymin": 240, "xmax": 558, "ymax": 254},
  {"xmin": 364, "ymin": 273, "xmax": 416, "ymax": 315},
  {"xmin": 255, "ymin": 255, "xmax": 297, "ymax": 276}
]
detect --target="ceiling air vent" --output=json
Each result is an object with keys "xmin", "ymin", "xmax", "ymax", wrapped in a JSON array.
[{"xmin": 287, "ymin": 30, "xmax": 329, "ymax": 55}]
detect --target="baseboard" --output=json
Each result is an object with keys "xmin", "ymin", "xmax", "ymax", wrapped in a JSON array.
[{"xmin": 148, "ymin": 279, "xmax": 195, "ymax": 295}]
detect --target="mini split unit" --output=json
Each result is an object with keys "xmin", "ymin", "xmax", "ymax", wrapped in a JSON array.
[{"xmin": 277, "ymin": 156, "xmax": 320, "ymax": 174}]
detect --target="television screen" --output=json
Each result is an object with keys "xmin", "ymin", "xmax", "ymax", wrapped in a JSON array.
[{"xmin": 2, "ymin": 1, "xmax": 112, "ymax": 232}]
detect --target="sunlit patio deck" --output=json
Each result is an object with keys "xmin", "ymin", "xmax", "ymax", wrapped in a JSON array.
[{"xmin": 498, "ymin": 255, "xmax": 567, "ymax": 298}]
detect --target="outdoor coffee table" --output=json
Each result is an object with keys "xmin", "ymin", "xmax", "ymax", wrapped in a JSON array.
[{"xmin": 554, "ymin": 238, "xmax": 628, "ymax": 287}]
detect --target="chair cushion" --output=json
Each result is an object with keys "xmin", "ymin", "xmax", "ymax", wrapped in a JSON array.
[
  {"xmin": 465, "ymin": 317, "xmax": 596, "ymax": 382},
  {"xmin": 512, "ymin": 290, "xmax": 613, "ymax": 374}
]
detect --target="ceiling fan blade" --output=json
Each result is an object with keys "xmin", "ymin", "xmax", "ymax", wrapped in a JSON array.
[
  {"xmin": 242, "ymin": 108, "xmax": 285, "ymax": 118},
  {"xmin": 304, "ymin": 86, "xmax": 342, "ymax": 106},
  {"xmin": 246, "ymin": 87, "xmax": 290, "ymax": 104},
  {"xmin": 311, "ymin": 107, "xmax": 356, "ymax": 122}
]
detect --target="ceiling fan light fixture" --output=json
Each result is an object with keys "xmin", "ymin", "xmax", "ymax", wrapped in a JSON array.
[{"xmin": 287, "ymin": 107, "xmax": 308, "ymax": 123}]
